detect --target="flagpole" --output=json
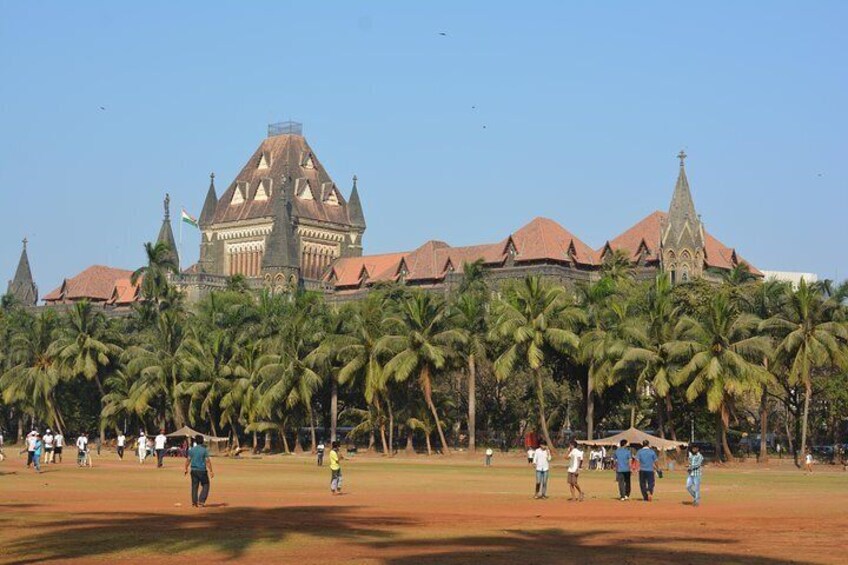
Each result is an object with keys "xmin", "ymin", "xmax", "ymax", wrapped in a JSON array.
[{"xmin": 179, "ymin": 209, "xmax": 183, "ymax": 271}]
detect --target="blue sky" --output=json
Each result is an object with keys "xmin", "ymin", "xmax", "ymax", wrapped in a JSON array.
[{"xmin": 1, "ymin": 1, "xmax": 846, "ymax": 294}]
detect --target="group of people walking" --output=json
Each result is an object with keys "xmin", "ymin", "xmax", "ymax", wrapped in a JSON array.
[{"xmin": 522, "ymin": 438, "xmax": 704, "ymax": 506}]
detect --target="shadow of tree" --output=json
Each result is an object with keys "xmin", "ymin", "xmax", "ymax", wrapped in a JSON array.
[
  {"xmin": 373, "ymin": 528, "xmax": 810, "ymax": 565},
  {"xmin": 4, "ymin": 505, "xmax": 414, "ymax": 564}
]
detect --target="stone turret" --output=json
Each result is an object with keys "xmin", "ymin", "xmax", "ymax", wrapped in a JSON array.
[
  {"xmin": 6, "ymin": 238, "xmax": 38, "ymax": 306},
  {"xmin": 156, "ymin": 193, "xmax": 180, "ymax": 270},
  {"xmin": 346, "ymin": 175, "xmax": 365, "ymax": 257},
  {"xmin": 261, "ymin": 174, "xmax": 300, "ymax": 293},
  {"xmin": 198, "ymin": 173, "xmax": 218, "ymax": 273},
  {"xmin": 661, "ymin": 151, "xmax": 705, "ymax": 282}
]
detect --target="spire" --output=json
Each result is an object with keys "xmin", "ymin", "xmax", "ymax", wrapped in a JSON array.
[
  {"xmin": 347, "ymin": 174, "xmax": 366, "ymax": 228},
  {"xmin": 7, "ymin": 238, "xmax": 38, "ymax": 306},
  {"xmin": 156, "ymin": 193, "xmax": 180, "ymax": 269},
  {"xmin": 261, "ymin": 178, "xmax": 299, "ymax": 270},
  {"xmin": 663, "ymin": 150, "xmax": 704, "ymax": 247},
  {"xmin": 198, "ymin": 172, "xmax": 218, "ymax": 228}
]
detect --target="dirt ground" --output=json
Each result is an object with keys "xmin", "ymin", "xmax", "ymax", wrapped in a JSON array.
[{"xmin": 1, "ymin": 449, "xmax": 846, "ymax": 564}]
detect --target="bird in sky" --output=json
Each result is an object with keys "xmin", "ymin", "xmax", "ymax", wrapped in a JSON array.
[
  {"xmin": 99, "ymin": 106, "xmax": 106, "ymax": 110},
  {"xmin": 439, "ymin": 32, "xmax": 447, "ymax": 36}
]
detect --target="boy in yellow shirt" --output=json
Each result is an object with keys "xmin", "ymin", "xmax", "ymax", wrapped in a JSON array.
[{"xmin": 329, "ymin": 440, "xmax": 344, "ymax": 495}]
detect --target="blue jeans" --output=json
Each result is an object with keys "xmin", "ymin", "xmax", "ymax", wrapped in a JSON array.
[
  {"xmin": 535, "ymin": 470, "xmax": 549, "ymax": 497},
  {"xmin": 686, "ymin": 474, "xmax": 701, "ymax": 504}
]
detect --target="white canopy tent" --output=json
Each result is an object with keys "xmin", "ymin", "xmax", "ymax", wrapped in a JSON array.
[
  {"xmin": 577, "ymin": 427, "xmax": 687, "ymax": 451},
  {"xmin": 166, "ymin": 426, "xmax": 229, "ymax": 444}
]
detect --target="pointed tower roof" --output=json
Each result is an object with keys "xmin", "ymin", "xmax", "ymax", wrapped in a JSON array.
[
  {"xmin": 156, "ymin": 193, "xmax": 180, "ymax": 269},
  {"xmin": 198, "ymin": 173, "xmax": 218, "ymax": 228},
  {"xmin": 662, "ymin": 150, "xmax": 705, "ymax": 249},
  {"xmin": 6, "ymin": 238, "xmax": 38, "ymax": 305},
  {"xmin": 347, "ymin": 175, "xmax": 366, "ymax": 228},
  {"xmin": 261, "ymin": 177, "xmax": 299, "ymax": 270}
]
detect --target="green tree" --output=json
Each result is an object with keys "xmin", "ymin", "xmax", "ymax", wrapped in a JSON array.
[
  {"xmin": 491, "ymin": 276, "xmax": 583, "ymax": 449},
  {"xmin": 760, "ymin": 279, "xmax": 848, "ymax": 463}
]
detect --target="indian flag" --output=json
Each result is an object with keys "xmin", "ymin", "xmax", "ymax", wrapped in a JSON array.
[{"xmin": 181, "ymin": 209, "xmax": 198, "ymax": 228}]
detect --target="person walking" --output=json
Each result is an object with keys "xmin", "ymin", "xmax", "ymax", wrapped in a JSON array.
[
  {"xmin": 25, "ymin": 430, "xmax": 37, "ymax": 468},
  {"xmin": 76, "ymin": 432, "xmax": 89, "ymax": 467},
  {"xmin": 54, "ymin": 431, "xmax": 64, "ymax": 463},
  {"xmin": 117, "ymin": 432, "xmax": 126, "ymax": 459},
  {"xmin": 636, "ymin": 440, "xmax": 659, "ymax": 501},
  {"xmin": 329, "ymin": 440, "xmax": 344, "ymax": 495},
  {"xmin": 686, "ymin": 444, "xmax": 704, "ymax": 507},
  {"xmin": 566, "ymin": 440, "xmax": 585, "ymax": 501},
  {"xmin": 184, "ymin": 435, "xmax": 214, "ymax": 507},
  {"xmin": 804, "ymin": 449, "xmax": 814, "ymax": 474},
  {"xmin": 137, "ymin": 432, "xmax": 147, "ymax": 464},
  {"xmin": 614, "ymin": 439, "xmax": 633, "ymax": 501},
  {"xmin": 317, "ymin": 441, "xmax": 325, "ymax": 466},
  {"xmin": 532, "ymin": 440, "xmax": 552, "ymax": 499},
  {"xmin": 32, "ymin": 433, "xmax": 44, "ymax": 473},
  {"xmin": 485, "ymin": 447, "xmax": 494, "ymax": 467},
  {"xmin": 42, "ymin": 429, "xmax": 54, "ymax": 465},
  {"xmin": 155, "ymin": 430, "xmax": 167, "ymax": 468}
]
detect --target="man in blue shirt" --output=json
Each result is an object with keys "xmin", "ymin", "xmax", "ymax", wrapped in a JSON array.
[
  {"xmin": 686, "ymin": 444, "xmax": 704, "ymax": 507},
  {"xmin": 184, "ymin": 435, "xmax": 215, "ymax": 507},
  {"xmin": 613, "ymin": 439, "xmax": 632, "ymax": 501},
  {"xmin": 636, "ymin": 440, "xmax": 658, "ymax": 501}
]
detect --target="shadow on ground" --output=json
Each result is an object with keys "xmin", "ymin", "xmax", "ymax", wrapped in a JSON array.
[
  {"xmin": 372, "ymin": 528, "xmax": 810, "ymax": 565},
  {"xmin": 2, "ymin": 505, "xmax": 413, "ymax": 564}
]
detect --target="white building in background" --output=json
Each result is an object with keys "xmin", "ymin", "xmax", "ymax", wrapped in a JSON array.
[{"xmin": 760, "ymin": 270, "xmax": 818, "ymax": 289}]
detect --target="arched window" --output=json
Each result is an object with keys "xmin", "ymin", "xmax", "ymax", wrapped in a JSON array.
[{"xmin": 681, "ymin": 265, "xmax": 690, "ymax": 282}]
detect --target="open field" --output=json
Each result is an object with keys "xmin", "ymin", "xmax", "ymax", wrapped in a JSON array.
[{"xmin": 1, "ymin": 451, "xmax": 846, "ymax": 564}]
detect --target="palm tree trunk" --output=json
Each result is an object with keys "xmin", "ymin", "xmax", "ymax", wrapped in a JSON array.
[
  {"xmin": 720, "ymin": 406, "xmax": 733, "ymax": 461},
  {"xmin": 665, "ymin": 396, "xmax": 677, "ymax": 440},
  {"xmin": 425, "ymin": 430, "xmax": 432, "ymax": 456},
  {"xmin": 405, "ymin": 428, "xmax": 414, "ymax": 454},
  {"xmin": 264, "ymin": 430, "xmax": 273, "ymax": 453},
  {"xmin": 585, "ymin": 372, "xmax": 595, "ymax": 441},
  {"xmin": 534, "ymin": 368, "xmax": 555, "ymax": 451},
  {"xmin": 759, "ymin": 388, "xmax": 770, "ymax": 463},
  {"xmin": 422, "ymin": 366, "xmax": 450, "ymax": 454},
  {"xmin": 17, "ymin": 414, "xmax": 24, "ymax": 443},
  {"xmin": 656, "ymin": 395, "xmax": 666, "ymax": 439},
  {"xmin": 387, "ymin": 399, "xmax": 395, "ymax": 457},
  {"xmin": 367, "ymin": 429, "xmax": 375, "ymax": 452},
  {"xmin": 252, "ymin": 431, "xmax": 258, "ymax": 452},
  {"xmin": 375, "ymin": 397, "xmax": 389, "ymax": 455},
  {"xmin": 308, "ymin": 405, "xmax": 317, "ymax": 454},
  {"xmin": 800, "ymin": 377, "xmax": 812, "ymax": 468},
  {"xmin": 330, "ymin": 376, "xmax": 339, "ymax": 443},
  {"xmin": 279, "ymin": 428, "xmax": 289, "ymax": 454},
  {"xmin": 468, "ymin": 354, "xmax": 477, "ymax": 453}
]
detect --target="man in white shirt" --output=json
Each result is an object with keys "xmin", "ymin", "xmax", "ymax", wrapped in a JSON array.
[
  {"xmin": 43, "ymin": 429, "xmax": 55, "ymax": 465},
  {"xmin": 25, "ymin": 430, "xmax": 38, "ymax": 468},
  {"xmin": 137, "ymin": 432, "xmax": 147, "ymax": 464},
  {"xmin": 484, "ymin": 447, "xmax": 494, "ymax": 466},
  {"xmin": 54, "ymin": 432, "xmax": 64, "ymax": 463},
  {"xmin": 317, "ymin": 441, "xmax": 325, "ymax": 466},
  {"xmin": 155, "ymin": 430, "xmax": 168, "ymax": 468},
  {"xmin": 566, "ymin": 440, "xmax": 585, "ymax": 501},
  {"xmin": 117, "ymin": 433, "xmax": 126, "ymax": 459},
  {"xmin": 532, "ymin": 440, "xmax": 552, "ymax": 499},
  {"xmin": 527, "ymin": 447, "xmax": 534, "ymax": 464},
  {"xmin": 76, "ymin": 433, "xmax": 89, "ymax": 467}
]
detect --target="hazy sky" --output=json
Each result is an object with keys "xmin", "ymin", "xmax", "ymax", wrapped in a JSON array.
[{"xmin": 1, "ymin": 1, "xmax": 846, "ymax": 294}]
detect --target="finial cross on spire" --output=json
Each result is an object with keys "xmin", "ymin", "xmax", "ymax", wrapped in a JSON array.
[
  {"xmin": 164, "ymin": 193, "xmax": 171, "ymax": 220},
  {"xmin": 352, "ymin": 174, "xmax": 358, "ymax": 187},
  {"xmin": 22, "ymin": 237, "xmax": 28, "ymax": 249},
  {"xmin": 210, "ymin": 172, "xmax": 215, "ymax": 181},
  {"xmin": 678, "ymin": 149, "xmax": 687, "ymax": 167}
]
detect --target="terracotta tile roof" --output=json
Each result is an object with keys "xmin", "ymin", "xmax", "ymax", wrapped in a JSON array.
[
  {"xmin": 510, "ymin": 217, "xmax": 598, "ymax": 266},
  {"xmin": 603, "ymin": 210, "xmax": 665, "ymax": 263},
  {"xmin": 108, "ymin": 278, "xmax": 141, "ymax": 305},
  {"xmin": 212, "ymin": 134, "xmax": 355, "ymax": 228},
  {"xmin": 602, "ymin": 211, "xmax": 760, "ymax": 273},
  {"xmin": 404, "ymin": 241, "xmax": 451, "ymax": 282},
  {"xmin": 44, "ymin": 265, "xmax": 136, "ymax": 304},
  {"xmin": 327, "ymin": 252, "xmax": 409, "ymax": 287}
]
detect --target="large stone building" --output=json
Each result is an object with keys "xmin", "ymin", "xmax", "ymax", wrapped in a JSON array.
[{"xmin": 9, "ymin": 123, "xmax": 762, "ymax": 309}]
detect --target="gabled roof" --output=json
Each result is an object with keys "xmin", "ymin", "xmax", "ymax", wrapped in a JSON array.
[
  {"xmin": 510, "ymin": 217, "xmax": 598, "ymax": 266},
  {"xmin": 327, "ymin": 252, "xmax": 409, "ymax": 287},
  {"xmin": 212, "ymin": 133, "xmax": 358, "ymax": 228},
  {"xmin": 107, "ymin": 278, "xmax": 141, "ymax": 305},
  {"xmin": 601, "ymin": 210, "xmax": 760, "ymax": 274},
  {"xmin": 44, "ymin": 265, "xmax": 135, "ymax": 304}
]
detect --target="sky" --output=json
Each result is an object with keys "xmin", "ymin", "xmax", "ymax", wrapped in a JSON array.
[{"xmin": 1, "ymin": 1, "xmax": 846, "ymax": 294}]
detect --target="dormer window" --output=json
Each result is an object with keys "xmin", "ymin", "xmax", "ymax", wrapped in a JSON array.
[
  {"xmin": 296, "ymin": 178, "xmax": 315, "ymax": 200},
  {"xmin": 322, "ymin": 183, "xmax": 341, "ymax": 206},
  {"xmin": 257, "ymin": 152, "xmax": 271, "ymax": 170},
  {"xmin": 255, "ymin": 178, "xmax": 272, "ymax": 201},
  {"xmin": 230, "ymin": 181, "xmax": 247, "ymax": 205},
  {"xmin": 301, "ymin": 152, "xmax": 315, "ymax": 169}
]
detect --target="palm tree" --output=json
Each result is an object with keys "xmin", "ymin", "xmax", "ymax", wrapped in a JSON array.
[
  {"xmin": 380, "ymin": 292, "xmax": 464, "ymax": 454},
  {"xmin": 122, "ymin": 309, "xmax": 188, "ymax": 428},
  {"xmin": 614, "ymin": 273, "xmax": 680, "ymax": 437},
  {"xmin": 601, "ymin": 248, "xmax": 635, "ymax": 285},
  {"xmin": 760, "ymin": 279, "xmax": 848, "ymax": 463},
  {"xmin": 451, "ymin": 289, "xmax": 488, "ymax": 453},
  {"xmin": 131, "ymin": 241, "xmax": 179, "ymax": 304},
  {"xmin": 671, "ymin": 293, "xmax": 772, "ymax": 461},
  {"xmin": 0, "ymin": 311, "xmax": 63, "ymax": 432},
  {"xmin": 491, "ymin": 276, "xmax": 583, "ymax": 449}
]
